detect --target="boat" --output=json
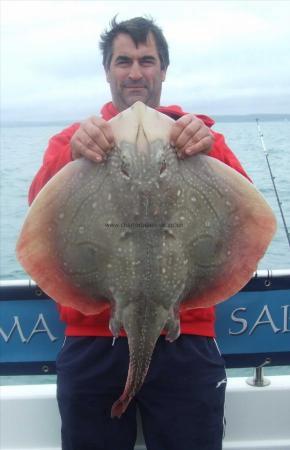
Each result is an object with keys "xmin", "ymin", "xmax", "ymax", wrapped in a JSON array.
[{"xmin": 1, "ymin": 269, "xmax": 290, "ymax": 449}]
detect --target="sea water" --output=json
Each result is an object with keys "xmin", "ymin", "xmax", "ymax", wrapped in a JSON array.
[{"xmin": 0, "ymin": 118, "xmax": 290, "ymax": 382}]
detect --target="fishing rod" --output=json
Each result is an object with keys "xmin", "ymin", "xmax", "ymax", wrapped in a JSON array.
[{"xmin": 256, "ymin": 118, "xmax": 290, "ymax": 249}]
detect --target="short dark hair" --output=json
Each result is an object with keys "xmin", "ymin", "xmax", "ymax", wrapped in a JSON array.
[{"xmin": 99, "ymin": 16, "xmax": 170, "ymax": 71}]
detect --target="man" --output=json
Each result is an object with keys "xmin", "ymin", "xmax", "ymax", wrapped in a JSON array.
[{"xmin": 29, "ymin": 17, "xmax": 250, "ymax": 450}]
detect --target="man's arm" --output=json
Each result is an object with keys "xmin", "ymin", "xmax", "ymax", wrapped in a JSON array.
[
  {"xmin": 28, "ymin": 123, "xmax": 79, "ymax": 204},
  {"xmin": 210, "ymin": 131, "xmax": 252, "ymax": 181},
  {"xmin": 28, "ymin": 118, "xmax": 115, "ymax": 205},
  {"xmin": 28, "ymin": 114, "xmax": 243, "ymax": 206}
]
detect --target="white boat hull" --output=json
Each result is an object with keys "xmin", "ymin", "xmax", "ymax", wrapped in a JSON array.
[{"xmin": 1, "ymin": 376, "xmax": 290, "ymax": 450}]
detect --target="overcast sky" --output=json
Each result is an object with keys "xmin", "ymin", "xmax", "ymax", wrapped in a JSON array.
[{"xmin": 1, "ymin": 0, "xmax": 290, "ymax": 121}]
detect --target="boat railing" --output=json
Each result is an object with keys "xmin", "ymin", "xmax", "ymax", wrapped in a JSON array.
[{"xmin": 1, "ymin": 269, "xmax": 290, "ymax": 376}]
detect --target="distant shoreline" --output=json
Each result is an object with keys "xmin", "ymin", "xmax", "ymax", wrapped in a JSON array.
[
  {"xmin": 212, "ymin": 114, "xmax": 290, "ymax": 123},
  {"xmin": 2, "ymin": 113, "xmax": 290, "ymax": 127}
]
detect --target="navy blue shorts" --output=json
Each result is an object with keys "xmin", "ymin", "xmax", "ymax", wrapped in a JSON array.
[{"xmin": 56, "ymin": 335, "xmax": 226, "ymax": 450}]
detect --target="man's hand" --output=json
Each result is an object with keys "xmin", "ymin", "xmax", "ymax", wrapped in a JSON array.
[
  {"xmin": 170, "ymin": 114, "xmax": 214, "ymax": 157},
  {"xmin": 71, "ymin": 116, "xmax": 115, "ymax": 162}
]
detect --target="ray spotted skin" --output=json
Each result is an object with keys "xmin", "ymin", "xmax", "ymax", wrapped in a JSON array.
[{"xmin": 16, "ymin": 103, "xmax": 276, "ymax": 418}]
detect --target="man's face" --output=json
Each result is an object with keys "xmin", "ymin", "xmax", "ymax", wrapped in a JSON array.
[{"xmin": 106, "ymin": 32, "xmax": 167, "ymax": 111}]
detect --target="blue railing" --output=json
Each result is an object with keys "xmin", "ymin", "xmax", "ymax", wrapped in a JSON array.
[{"xmin": 1, "ymin": 270, "xmax": 290, "ymax": 375}]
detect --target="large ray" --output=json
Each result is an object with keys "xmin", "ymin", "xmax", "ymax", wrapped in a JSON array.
[{"xmin": 16, "ymin": 102, "xmax": 276, "ymax": 417}]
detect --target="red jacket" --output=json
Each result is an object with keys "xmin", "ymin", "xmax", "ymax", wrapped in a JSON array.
[{"xmin": 28, "ymin": 102, "xmax": 250, "ymax": 338}]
